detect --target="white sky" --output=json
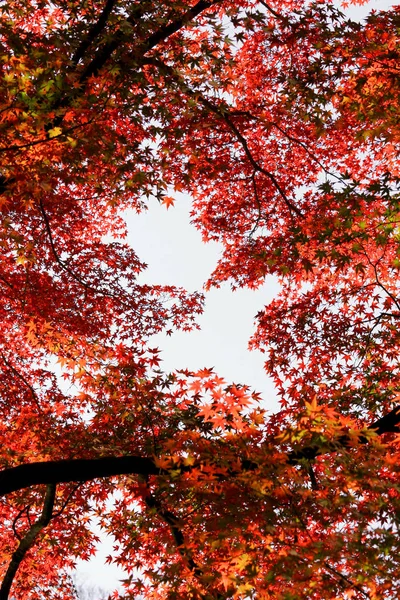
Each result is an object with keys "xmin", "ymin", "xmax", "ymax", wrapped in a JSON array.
[
  {"xmin": 126, "ymin": 194, "xmax": 280, "ymax": 404},
  {"xmin": 74, "ymin": 0, "xmax": 395, "ymax": 594}
]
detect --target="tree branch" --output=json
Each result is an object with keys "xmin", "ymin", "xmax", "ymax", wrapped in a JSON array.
[
  {"xmin": 141, "ymin": 0, "xmax": 220, "ymax": 55},
  {"xmin": 38, "ymin": 196, "xmax": 89, "ymax": 288},
  {"xmin": 0, "ymin": 484, "xmax": 56, "ymax": 600},
  {"xmin": 79, "ymin": 0, "xmax": 220, "ymax": 83},
  {"xmin": 0, "ymin": 353, "xmax": 42, "ymax": 412},
  {"xmin": 258, "ymin": 0, "xmax": 287, "ymax": 21},
  {"xmin": 142, "ymin": 481, "xmax": 224, "ymax": 599},
  {"xmin": 0, "ymin": 456, "xmax": 159, "ymax": 497},
  {"xmin": 144, "ymin": 490, "xmax": 203, "ymax": 577},
  {"xmin": 142, "ymin": 57, "xmax": 303, "ymax": 217},
  {"xmin": 71, "ymin": 0, "xmax": 118, "ymax": 66},
  {"xmin": 0, "ymin": 407, "xmax": 399, "ymax": 497},
  {"xmin": 288, "ymin": 405, "xmax": 400, "ymax": 464},
  {"xmin": 18, "ymin": 1, "xmax": 221, "ymax": 141}
]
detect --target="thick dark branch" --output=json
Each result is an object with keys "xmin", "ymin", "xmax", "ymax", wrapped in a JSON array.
[
  {"xmin": 141, "ymin": 0, "xmax": 219, "ymax": 54},
  {"xmin": 0, "ymin": 456, "xmax": 159, "ymax": 497},
  {"xmin": 0, "ymin": 484, "xmax": 56, "ymax": 600},
  {"xmin": 80, "ymin": 0, "xmax": 219, "ymax": 83},
  {"xmin": 369, "ymin": 405, "xmax": 400, "ymax": 434},
  {"xmin": 71, "ymin": 0, "xmax": 118, "ymax": 66},
  {"xmin": 1, "ymin": 407, "xmax": 399, "ymax": 497},
  {"xmin": 258, "ymin": 0, "xmax": 287, "ymax": 21},
  {"xmin": 45, "ymin": 1, "xmax": 219, "ymax": 131}
]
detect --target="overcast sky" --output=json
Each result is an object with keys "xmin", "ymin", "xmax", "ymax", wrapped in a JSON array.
[
  {"xmin": 74, "ymin": 0, "xmax": 394, "ymax": 593},
  {"xmin": 126, "ymin": 194, "xmax": 280, "ymax": 403},
  {"xmin": 74, "ymin": 194, "xmax": 281, "ymax": 594}
]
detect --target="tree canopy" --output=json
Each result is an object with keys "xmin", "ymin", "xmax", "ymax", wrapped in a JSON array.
[{"xmin": 0, "ymin": 0, "xmax": 400, "ymax": 598}]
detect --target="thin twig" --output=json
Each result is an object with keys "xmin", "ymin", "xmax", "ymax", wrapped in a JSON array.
[
  {"xmin": 38, "ymin": 197, "xmax": 89, "ymax": 288},
  {"xmin": 143, "ymin": 56, "xmax": 303, "ymax": 218},
  {"xmin": 290, "ymin": 501, "xmax": 371, "ymax": 599},
  {"xmin": 52, "ymin": 483, "xmax": 81, "ymax": 519},
  {"xmin": 201, "ymin": 97, "xmax": 303, "ymax": 217},
  {"xmin": 258, "ymin": 0, "xmax": 287, "ymax": 21},
  {"xmin": 324, "ymin": 562, "xmax": 371, "ymax": 599},
  {"xmin": 11, "ymin": 504, "xmax": 32, "ymax": 542},
  {"xmin": 0, "ymin": 353, "xmax": 42, "ymax": 412},
  {"xmin": 249, "ymin": 170, "xmax": 263, "ymax": 237}
]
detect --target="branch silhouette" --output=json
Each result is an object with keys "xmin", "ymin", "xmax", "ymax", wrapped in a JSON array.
[{"xmin": 0, "ymin": 407, "xmax": 399, "ymax": 497}]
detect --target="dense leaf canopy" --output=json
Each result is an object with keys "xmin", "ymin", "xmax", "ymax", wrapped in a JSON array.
[{"xmin": 0, "ymin": 0, "xmax": 400, "ymax": 598}]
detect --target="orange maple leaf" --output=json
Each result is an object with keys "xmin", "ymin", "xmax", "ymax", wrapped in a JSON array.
[{"xmin": 162, "ymin": 196, "xmax": 175, "ymax": 209}]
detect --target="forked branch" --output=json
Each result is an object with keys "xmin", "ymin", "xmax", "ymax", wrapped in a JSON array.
[{"xmin": 0, "ymin": 484, "xmax": 56, "ymax": 600}]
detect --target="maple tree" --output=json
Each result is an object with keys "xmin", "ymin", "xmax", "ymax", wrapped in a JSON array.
[{"xmin": 0, "ymin": 0, "xmax": 400, "ymax": 598}]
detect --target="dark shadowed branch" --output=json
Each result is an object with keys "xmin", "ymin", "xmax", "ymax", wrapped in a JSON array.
[
  {"xmin": 0, "ymin": 407, "xmax": 399, "ymax": 496},
  {"xmin": 0, "ymin": 484, "xmax": 56, "ymax": 600}
]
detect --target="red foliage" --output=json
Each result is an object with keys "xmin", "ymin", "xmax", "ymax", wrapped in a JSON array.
[{"xmin": 0, "ymin": 0, "xmax": 399, "ymax": 598}]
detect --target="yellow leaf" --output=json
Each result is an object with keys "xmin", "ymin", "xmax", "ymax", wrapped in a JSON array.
[
  {"xmin": 305, "ymin": 394, "xmax": 319, "ymax": 413},
  {"xmin": 48, "ymin": 127, "xmax": 62, "ymax": 138},
  {"xmin": 16, "ymin": 255, "xmax": 28, "ymax": 265},
  {"xmin": 234, "ymin": 553, "xmax": 252, "ymax": 571},
  {"xmin": 67, "ymin": 136, "xmax": 77, "ymax": 148}
]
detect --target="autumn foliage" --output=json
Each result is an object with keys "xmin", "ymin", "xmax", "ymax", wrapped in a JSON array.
[{"xmin": 0, "ymin": 0, "xmax": 400, "ymax": 598}]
